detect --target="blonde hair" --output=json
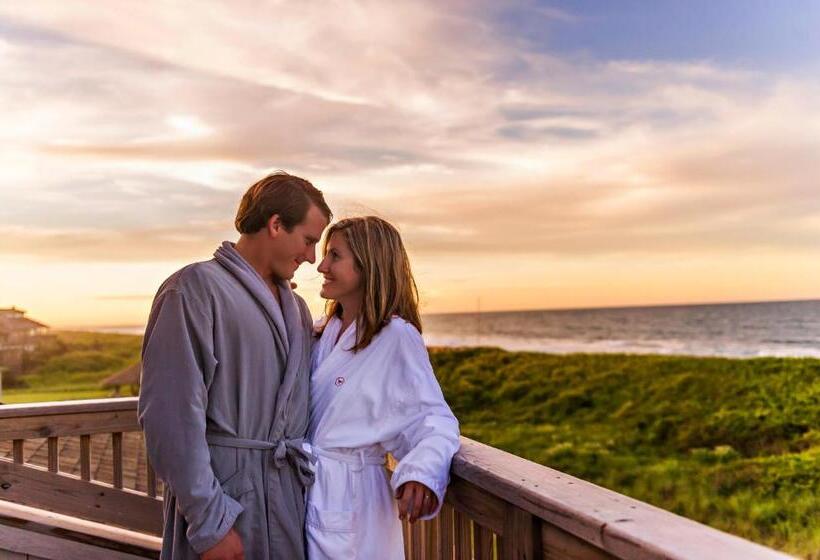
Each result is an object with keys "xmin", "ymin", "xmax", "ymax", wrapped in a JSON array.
[{"xmin": 320, "ymin": 216, "xmax": 422, "ymax": 352}]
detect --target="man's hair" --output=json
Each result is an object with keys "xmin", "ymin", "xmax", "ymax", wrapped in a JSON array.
[
  {"xmin": 318, "ymin": 216, "xmax": 422, "ymax": 352},
  {"xmin": 234, "ymin": 171, "xmax": 332, "ymax": 234}
]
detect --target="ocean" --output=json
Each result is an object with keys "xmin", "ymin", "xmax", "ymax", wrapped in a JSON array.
[
  {"xmin": 90, "ymin": 299, "xmax": 820, "ymax": 359},
  {"xmin": 422, "ymin": 299, "xmax": 820, "ymax": 358}
]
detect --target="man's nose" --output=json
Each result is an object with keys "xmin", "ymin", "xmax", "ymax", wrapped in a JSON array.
[{"xmin": 305, "ymin": 246, "xmax": 316, "ymax": 264}]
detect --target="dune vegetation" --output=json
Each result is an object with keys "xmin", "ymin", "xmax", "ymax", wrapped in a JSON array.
[
  {"xmin": 430, "ymin": 347, "xmax": 820, "ymax": 559},
  {"xmin": 3, "ymin": 331, "xmax": 141, "ymax": 403}
]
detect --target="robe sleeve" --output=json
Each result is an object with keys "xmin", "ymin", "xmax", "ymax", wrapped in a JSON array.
[
  {"xmin": 138, "ymin": 286, "xmax": 243, "ymax": 554},
  {"xmin": 383, "ymin": 322, "xmax": 461, "ymax": 519}
]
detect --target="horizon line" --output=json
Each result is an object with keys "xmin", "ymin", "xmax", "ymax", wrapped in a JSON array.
[{"xmin": 55, "ymin": 295, "xmax": 820, "ymax": 331}]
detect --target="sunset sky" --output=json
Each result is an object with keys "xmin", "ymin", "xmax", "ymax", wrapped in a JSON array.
[{"xmin": 1, "ymin": 1, "xmax": 819, "ymax": 328}]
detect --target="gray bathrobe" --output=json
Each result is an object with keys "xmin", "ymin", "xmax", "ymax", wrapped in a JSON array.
[{"xmin": 138, "ymin": 241, "xmax": 314, "ymax": 559}]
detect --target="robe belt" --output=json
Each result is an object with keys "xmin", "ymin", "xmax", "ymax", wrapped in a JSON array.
[
  {"xmin": 312, "ymin": 446, "xmax": 385, "ymax": 473},
  {"xmin": 205, "ymin": 433, "xmax": 316, "ymax": 487}
]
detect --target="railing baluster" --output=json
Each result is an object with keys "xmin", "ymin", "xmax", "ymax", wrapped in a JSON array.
[
  {"xmin": 80, "ymin": 434, "xmax": 91, "ymax": 481},
  {"xmin": 146, "ymin": 458, "xmax": 158, "ymax": 498},
  {"xmin": 12, "ymin": 439, "xmax": 24, "ymax": 463},
  {"xmin": 439, "ymin": 504, "xmax": 454, "ymax": 560},
  {"xmin": 499, "ymin": 505, "xmax": 539, "ymax": 560},
  {"xmin": 411, "ymin": 519, "xmax": 425, "ymax": 560},
  {"xmin": 112, "ymin": 431, "xmax": 123, "ymax": 489},
  {"xmin": 47, "ymin": 436, "xmax": 59, "ymax": 472},
  {"xmin": 403, "ymin": 518, "xmax": 412, "ymax": 558},
  {"xmin": 474, "ymin": 523, "xmax": 494, "ymax": 560},
  {"xmin": 454, "ymin": 509, "xmax": 472, "ymax": 560},
  {"xmin": 425, "ymin": 516, "xmax": 440, "ymax": 560}
]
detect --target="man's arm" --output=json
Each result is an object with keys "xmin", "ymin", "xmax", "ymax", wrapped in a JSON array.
[{"xmin": 138, "ymin": 287, "xmax": 243, "ymax": 555}]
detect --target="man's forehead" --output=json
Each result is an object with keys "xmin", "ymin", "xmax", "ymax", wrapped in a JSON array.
[{"xmin": 303, "ymin": 204, "xmax": 330, "ymax": 236}]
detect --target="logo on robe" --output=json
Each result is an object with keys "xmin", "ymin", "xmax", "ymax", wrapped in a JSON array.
[{"xmin": 335, "ymin": 376, "xmax": 345, "ymax": 386}]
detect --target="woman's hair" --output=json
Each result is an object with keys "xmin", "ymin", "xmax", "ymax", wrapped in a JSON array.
[{"xmin": 320, "ymin": 216, "xmax": 422, "ymax": 352}]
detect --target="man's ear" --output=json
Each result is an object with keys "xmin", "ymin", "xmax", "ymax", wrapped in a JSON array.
[{"xmin": 266, "ymin": 214, "xmax": 283, "ymax": 237}]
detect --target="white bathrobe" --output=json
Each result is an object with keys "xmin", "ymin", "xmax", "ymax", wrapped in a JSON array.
[{"xmin": 306, "ymin": 316, "xmax": 460, "ymax": 560}]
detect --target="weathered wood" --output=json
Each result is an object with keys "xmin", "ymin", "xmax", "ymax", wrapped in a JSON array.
[
  {"xmin": 0, "ymin": 410, "xmax": 140, "ymax": 440},
  {"xmin": 500, "ymin": 505, "xmax": 540, "ymax": 560},
  {"xmin": 0, "ymin": 459, "xmax": 163, "ymax": 535},
  {"xmin": 425, "ymin": 516, "xmax": 440, "ymax": 560},
  {"xmin": 453, "ymin": 438, "xmax": 794, "ymax": 560},
  {"xmin": 445, "ymin": 474, "xmax": 506, "ymax": 535},
  {"xmin": 0, "ymin": 515, "xmax": 157, "ymax": 559},
  {"xmin": 474, "ymin": 522, "xmax": 494, "ymax": 560},
  {"xmin": 454, "ymin": 510, "xmax": 471, "ymax": 560},
  {"xmin": 0, "ymin": 501, "xmax": 160, "ymax": 553},
  {"xmin": 47, "ymin": 437, "xmax": 58, "ymax": 473},
  {"xmin": 112, "ymin": 432, "xmax": 123, "ymax": 489},
  {"xmin": 146, "ymin": 459, "xmax": 157, "ymax": 498},
  {"xmin": 0, "ymin": 398, "xmax": 139, "ymax": 419},
  {"xmin": 80, "ymin": 435, "xmax": 91, "ymax": 481},
  {"xmin": 403, "ymin": 518, "xmax": 412, "ymax": 558},
  {"xmin": 414, "ymin": 520, "xmax": 427, "ymax": 560},
  {"xmin": 11, "ymin": 441, "xmax": 22, "ymax": 464},
  {"xmin": 542, "ymin": 523, "xmax": 617, "ymax": 560},
  {"xmin": 439, "ymin": 504, "xmax": 454, "ymax": 560}
]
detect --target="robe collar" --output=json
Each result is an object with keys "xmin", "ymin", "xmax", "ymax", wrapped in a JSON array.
[
  {"xmin": 214, "ymin": 241, "xmax": 310, "ymax": 441},
  {"xmin": 213, "ymin": 241, "xmax": 295, "ymax": 353}
]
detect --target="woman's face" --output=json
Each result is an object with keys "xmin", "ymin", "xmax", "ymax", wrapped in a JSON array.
[{"xmin": 317, "ymin": 232, "xmax": 362, "ymax": 304}]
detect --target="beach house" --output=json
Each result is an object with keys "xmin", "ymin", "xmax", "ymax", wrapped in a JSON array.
[{"xmin": 0, "ymin": 307, "xmax": 49, "ymax": 378}]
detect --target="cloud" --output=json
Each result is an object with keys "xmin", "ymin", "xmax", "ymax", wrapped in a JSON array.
[{"xmin": 0, "ymin": 0, "xmax": 818, "ymax": 269}]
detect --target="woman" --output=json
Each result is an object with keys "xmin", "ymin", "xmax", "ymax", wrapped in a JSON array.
[{"xmin": 306, "ymin": 216, "xmax": 460, "ymax": 559}]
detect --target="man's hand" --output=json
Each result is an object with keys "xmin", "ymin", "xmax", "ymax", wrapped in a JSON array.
[
  {"xmin": 201, "ymin": 528, "xmax": 244, "ymax": 560},
  {"xmin": 396, "ymin": 481, "xmax": 438, "ymax": 523}
]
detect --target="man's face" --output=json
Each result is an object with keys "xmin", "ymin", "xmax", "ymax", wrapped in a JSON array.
[{"xmin": 267, "ymin": 204, "xmax": 329, "ymax": 281}]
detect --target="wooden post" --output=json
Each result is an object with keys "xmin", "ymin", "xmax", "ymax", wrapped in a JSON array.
[
  {"xmin": 439, "ymin": 504, "xmax": 455, "ymax": 560},
  {"xmin": 411, "ymin": 520, "xmax": 424, "ymax": 560},
  {"xmin": 454, "ymin": 509, "xmax": 472, "ymax": 560},
  {"xmin": 146, "ymin": 460, "xmax": 157, "ymax": 498},
  {"xmin": 12, "ymin": 439, "xmax": 23, "ymax": 464},
  {"xmin": 475, "ymin": 523, "xmax": 494, "ymax": 560},
  {"xmin": 425, "ymin": 515, "xmax": 441, "ymax": 560},
  {"xmin": 80, "ymin": 435, "xmax": 91, "ymax": 481},
  {"xmin": 112, "ymin": 432, "xmax": 123, "ymax": 489},
  {"xmin": 47, "ymin": 437, "xmax": 59, "ymax": 472},
  {"xmin": 500, "ymin": 505, "xmax": 540, "ymax": 560}
]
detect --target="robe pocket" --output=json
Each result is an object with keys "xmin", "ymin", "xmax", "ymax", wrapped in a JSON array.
[
  {"xmin": 219, "ymin": 469, "xmax": 255, "ymax": 499},
  {"xmin": 306, "ymin": 503, "xmax": 357, "ymax": 533}
]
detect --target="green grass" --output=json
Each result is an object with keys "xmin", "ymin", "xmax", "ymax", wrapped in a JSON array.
[
  {"xmin": 3, "ymin": 335, "xmax": 818, "ymax": 557},
  {"xmin": 3, "ymin": 330, "xmax": 141, "ymax": 404},
  {"xmin": 430, "ymin": 347, "xmax": 820, "ymax": 558}
]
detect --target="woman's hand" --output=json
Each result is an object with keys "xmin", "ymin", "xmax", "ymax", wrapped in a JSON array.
[{"xmin": 396, "ymin": 481, "xmax": 438, "ymax": 523}]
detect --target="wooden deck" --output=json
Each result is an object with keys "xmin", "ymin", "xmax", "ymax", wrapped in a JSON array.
[{"xmin": 0, "ymin": 398, "xmax": 798, "ymax": 560}]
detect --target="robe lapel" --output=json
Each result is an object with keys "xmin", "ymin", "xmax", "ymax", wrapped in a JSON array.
[
  {"xmin": 213, "ymin": 242, "xmax": 289, "ymax": 356},
  {"xmin": 311, "ymin": 317, "xmax": 359, "ymax": 439},
  {"xmin": 269, "ymin": 279, "xmax": 309, "ymax": 440}
]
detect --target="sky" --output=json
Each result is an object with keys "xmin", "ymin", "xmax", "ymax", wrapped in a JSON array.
[{"xmin": 0, "ymin": 1, "xmax": 819, "ymax": 328}]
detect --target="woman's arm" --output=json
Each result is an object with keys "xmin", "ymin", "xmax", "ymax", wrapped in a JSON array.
[{"xmin": 382, "ymin": 321, "xmax": 461, "ymax": 521}]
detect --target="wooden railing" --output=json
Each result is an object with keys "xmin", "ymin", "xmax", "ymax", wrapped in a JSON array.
[
  {"xmin": 0, "ymin": 398, "xmax": 796, "ymax": 560},
  {"xmin": 0, "ymin": 398, "xmax": 162, "ymax": 559}
]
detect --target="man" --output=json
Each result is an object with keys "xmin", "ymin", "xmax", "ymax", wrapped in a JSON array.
[{"xmin": 139, "ymin": 172, "xmax": 332, "ymax": 559}]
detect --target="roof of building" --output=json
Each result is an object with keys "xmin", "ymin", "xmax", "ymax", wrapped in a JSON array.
[
  {"xmin": 0, "ymin": 314, "xmax": 49, "ymax": 332},
  {"xmin": 101, "ymin": 361, "xmax": 142, "ymax": 388}
]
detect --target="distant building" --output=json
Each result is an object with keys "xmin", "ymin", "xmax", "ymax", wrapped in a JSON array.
[
  {"xmin": 0, "ymin": 307, "xmax": 49, "ymax": 376},
  {"xmin": 101, "ymin": 361, "xmax": 141, "ymax": 396}
]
